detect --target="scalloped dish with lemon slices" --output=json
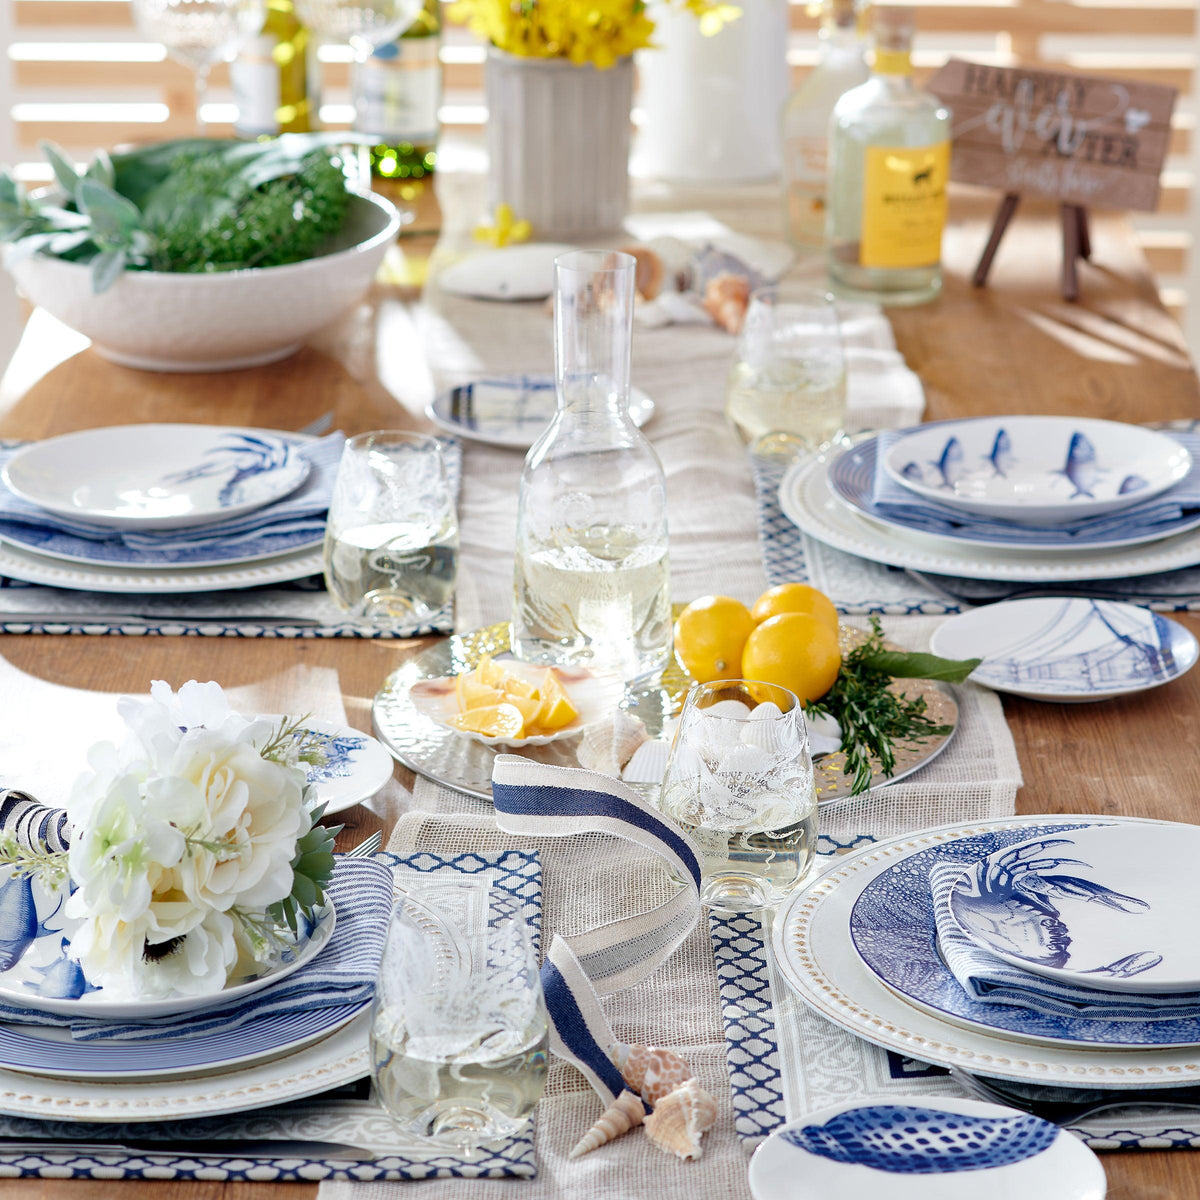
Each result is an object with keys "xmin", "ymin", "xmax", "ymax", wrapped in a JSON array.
[{"xmin": 408, "ymin": 655, "xmax": 626, "ymax": 747}]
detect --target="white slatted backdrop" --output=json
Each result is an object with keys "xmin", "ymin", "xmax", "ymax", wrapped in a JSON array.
[{"xmin": 2, "ymin": 1, "xmax": 1199, "ymax": 345}]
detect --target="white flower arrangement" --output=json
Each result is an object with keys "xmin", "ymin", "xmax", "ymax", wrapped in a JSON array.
[{"xmin": 0, "ymin": 681, "xmax": 338, "ymax": 1001}]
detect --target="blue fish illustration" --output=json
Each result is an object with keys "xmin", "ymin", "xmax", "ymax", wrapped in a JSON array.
[
  {"xmin": 1057, "ymin": 432, "xmax": 1099, "ymax": 499},
  {"xmin": 985, "ymin": 429, "xmax": 1014, "ymax": 477},
  {"xmin": 900, "ymin": 462, "xmax": 924, "ymax": 485},
  {"xmin": 0, "ymin": 873, "xmax": 58, "ymax": 971},
  {"xmin": 1119, "ymin": 474, "xmax": 1148, "ymax": 495},
  {"xmin": 781, "ymin": 1104, "xmax": 1057, "ymax": 1174},
  {"xmin": 929, "ymin": 438, "xmax": 965, "ymax": 489},
  {"xmin": 29, "ymin": 939, "xmax": 94, "ymax": 1000}
]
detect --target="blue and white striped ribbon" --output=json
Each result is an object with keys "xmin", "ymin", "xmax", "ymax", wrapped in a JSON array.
[{"xmin": 491, "ymin": 756, "xmax": 703, "ymax": 1105}]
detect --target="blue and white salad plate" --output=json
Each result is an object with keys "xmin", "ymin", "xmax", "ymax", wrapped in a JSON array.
[
  {"xmin": 883, "ymin": 417, "xmax": 1190, "ymax": 525},
  {"xmin": 426, "ymin": 374, "xmax": 655, "ymax": 449},
  {"xmin": 929, "ymin": 599, "xmax": 1199, "ymax": 703},
  {"xmin": 749, "ymin": 1097, "xmax": 1105, "ymax": 1200},
  {"xmin": 3, "ymin": 425, "xmax": 311, "ymax": 531},
  {"xmin": 948, "ymin": 822, "xmax": 1200, "ymax": 994}
]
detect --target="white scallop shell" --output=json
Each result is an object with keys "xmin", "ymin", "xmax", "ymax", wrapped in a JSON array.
[
  {"xmin": 437, "ymin": 243, "xmax": 575, "ymax": 301},
  {"xmin": 622, "ymin": 739, "xmax": 670, "ymax": 784},
  {"xmin": 576, "ymin": 711, "xmax": 649, "ymax": 777}
]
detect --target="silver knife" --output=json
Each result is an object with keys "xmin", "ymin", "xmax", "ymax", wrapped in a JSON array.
[
  {"xmin": 0, "ymin": 613, "xmax": 325, "ymax": 627},
  {"xmin": 0, "ymin": 1137, "xmax": 378, "ymax": 1161}
]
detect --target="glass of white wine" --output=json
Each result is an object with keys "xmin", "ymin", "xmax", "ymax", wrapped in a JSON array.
[
  {"xmin": 656, "ymin": 679, "xmax": 818, "ymax": 913},
  {"xmin": 725, "ymin": 286, "xmax": 847, "ymax": 460},
  {"xmin": 370, "ymin": 898, "xmax": 549, "ymax": 1151},
  {"xmin": 323, "ymin": 431, "xmax": 458, "ymax": 625}
]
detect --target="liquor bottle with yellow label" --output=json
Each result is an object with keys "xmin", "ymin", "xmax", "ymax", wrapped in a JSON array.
[{"xmin": 827, "ymin": 5, "xmax": 950, "ymax": 304}]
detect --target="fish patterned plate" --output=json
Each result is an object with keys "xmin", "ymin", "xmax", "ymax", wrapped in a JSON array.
[
  {"xmin": 2, "ymin": 425, "xmax": 311, "ymax": 531},
  {"xmin": 929, "ymin": 599, "xmax": 1199, "ymax": 703},
  {"xmin": 883, "ymin": 417, "xmax": 1190, "ymax": 524},
  {"xmin": 949, "ymin": 822, "xmax": 1200, "ymax": 993},
  {"xmin": 749, "ymin": 1097, "xmax": 1105, "ymax": 1200}
]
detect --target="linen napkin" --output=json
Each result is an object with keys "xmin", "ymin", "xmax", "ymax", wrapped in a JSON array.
[
  {"xmin": 868, "ymin": 430, "xmax": 1200, "ymax": 544},
  {"xmin": 0, "ymin": 433, "xmax": 344, "ymax": 552},
  {"xmin": 0, "ymin": 854, "xmax": 392, "ymax": 1040},
  {"xmin": 929, "ymin": 861, "xmax": 1200, "ymax": 1020}
]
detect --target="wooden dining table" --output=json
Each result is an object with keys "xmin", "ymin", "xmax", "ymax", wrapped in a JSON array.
[{"xmin": 0, "ymin": 181, "xmax": 1197, "ymax": 1200}]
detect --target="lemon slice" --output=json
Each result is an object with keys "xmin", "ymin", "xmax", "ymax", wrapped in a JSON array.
[
  {"xmin": 533, "ymin": 671, "xmax": 579, "ymax": 731},
  {"xmin": 450, "ymin": 702, "xmax": 527, "ymax": 739}
]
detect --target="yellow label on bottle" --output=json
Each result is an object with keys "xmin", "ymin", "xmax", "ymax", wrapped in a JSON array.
[{"xmin": 860, "ymin": 142, "xmax": 950, "ymax": 269}]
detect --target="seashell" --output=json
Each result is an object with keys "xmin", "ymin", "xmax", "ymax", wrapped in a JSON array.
[
  {"xmin": 645, "ymin": 236, "xmax": 695, "ymax": 293},
  {"xmin": 576, "ymin": 711, "xmax": 649, "ymax": 777},
  {"xmin": 643, "ymin": 1077, "xmax": 718, "ymax": 1161},
  {"xmin": 610, "ymin": 1041, "xmax": 695, "ymax": 1106},
  {"xmin": 618, "ymin": 245, "xmax": 665, "ymax": 301},
  {"xmin": 702, "ymin": 272, "xmax": 752, "ymax": 334},
  {"xmin": 568, "ymin": 1089, "xmax": 645, "ymax": 1159},
  {"xmin": 438, "ymin": 243, "xmax": 575, "ymax": 301},
  {"xmin": 621, "ymin": 738, "xmax": 669, "ymax": 785}
]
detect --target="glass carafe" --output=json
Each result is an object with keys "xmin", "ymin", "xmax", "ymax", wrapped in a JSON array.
[{"xmin": 511, "ymin": 250, "xmax": 671, "ymax": 682}]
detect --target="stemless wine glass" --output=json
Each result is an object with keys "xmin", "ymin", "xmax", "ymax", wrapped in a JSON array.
[
  {"xmin": 725, "ymin": 286, "xmax": 847, "ymax": 460},
  {"xmin": 131, "ymin": 0, "xmax": 265, "ymax": 131},
  {"xmin": 370, "ymin": 898, "xmax": 549, "ymax": 1151},
  {"xmin": 656, "ymin": 679, "xmax": 818, "ymax": 913},
  {"xmin": 323, "ymin": 431, "xmax": 459, "ymax": 625}
]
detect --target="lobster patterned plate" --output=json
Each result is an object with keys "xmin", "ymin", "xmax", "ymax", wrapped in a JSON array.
[
  {"xmin": 749, "ymin": 1097, "xmax": 1105, "ymax": 1200},
  {"xmin": 2, "ymin": 425, "xmax": 310, "ymax": 531},
  {"xmin": 949, "ymin": 822, "xmax": 1200, "ymax": 993}
]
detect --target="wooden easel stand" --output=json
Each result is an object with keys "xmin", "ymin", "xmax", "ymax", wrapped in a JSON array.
[{"xmin": 972, "ymin": 192, "xmax": 1092, "ymax": 301}]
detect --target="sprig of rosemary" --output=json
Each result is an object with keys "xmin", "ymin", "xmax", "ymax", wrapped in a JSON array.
[
  {"xmin": 0, "ymin": 833, "xmax": 69, "ymax": 889},
  {"xmin": 806, "ymin": 618, "xmax": 981, "ymax": 795}
]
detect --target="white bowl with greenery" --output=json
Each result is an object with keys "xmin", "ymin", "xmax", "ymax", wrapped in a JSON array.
[{"xmin": 1, "ymin": 138, "xmax": 401, "ymax": 373}]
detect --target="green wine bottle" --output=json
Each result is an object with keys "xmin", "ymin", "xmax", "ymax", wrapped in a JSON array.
[{"xmin": 232, "ymin": 0, "xmax": 320, "ymax": 138}]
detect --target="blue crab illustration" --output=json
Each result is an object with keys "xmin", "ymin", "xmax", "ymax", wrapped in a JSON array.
[
  {"xmin": 162, "ymin": 434, "xmax": 294, "ymax": 508},
  {"xmin": 949, "ymin": 837, "xmax": 1158, "ymax": 973}
]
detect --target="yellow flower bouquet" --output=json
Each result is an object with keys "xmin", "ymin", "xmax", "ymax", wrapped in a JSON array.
[{"xmin": 450, "ymin": 0, "xmax": 739, "ymax": 70}]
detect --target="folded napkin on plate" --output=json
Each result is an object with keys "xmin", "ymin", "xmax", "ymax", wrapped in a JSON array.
[
  {"xmin": 870, "ymin": 430, "xmax": 1200, "ymax": 543},
  {"xmin": 930, "ymin": 861, "xmax": 1200, "ymax": 1020},
  {"xmin": 0, "ymin": 432, "xmax": 344, "ymax": 551},
  {"xmin": 0, "ymin": 854, "xmax": 392, "ymax": 1040}
]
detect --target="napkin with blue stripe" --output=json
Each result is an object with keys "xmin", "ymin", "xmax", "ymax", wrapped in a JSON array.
[
  {"xmin": 930, "ymin": 861, "xmax": 1200, "ymax": 1019},
  {"xmin": 867, "ymin": 429, "xmax": 1200, "ymax": 544}
]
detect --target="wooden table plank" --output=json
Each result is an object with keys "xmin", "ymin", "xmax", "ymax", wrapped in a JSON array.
[{"xmin": 0, "ymin": 186, "xmax": 1197, "ymax": 1198}]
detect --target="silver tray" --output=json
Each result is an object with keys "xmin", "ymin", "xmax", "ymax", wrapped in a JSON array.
[{"xmin": 371, "ymin": 623, "xmax": 958, "ymax": 806}]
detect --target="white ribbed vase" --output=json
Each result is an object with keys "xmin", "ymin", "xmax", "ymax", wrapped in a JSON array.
[{"xmin": 485, "ymin": 49, "xmax": 633, "ymax": 241}]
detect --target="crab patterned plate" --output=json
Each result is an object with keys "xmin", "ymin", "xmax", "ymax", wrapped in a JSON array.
[{"xmin": 749, "ymin": 1097, "xmax": 1105, "ymax": 1200}]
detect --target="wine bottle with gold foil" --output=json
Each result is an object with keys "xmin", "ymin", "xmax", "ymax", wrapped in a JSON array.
[
  {"xmin": 827, "ymin": 5, "xmax": 950, "ymax": 304},
  {"xmin": 232, "ymin": 0, "xmax": 320, "ymax": 138}
]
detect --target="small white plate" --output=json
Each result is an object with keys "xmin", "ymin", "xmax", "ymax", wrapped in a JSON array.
[
  {"xmin": 426, "ymin": 375, "xmax": 655, "ymax": 450},
  {"xmin": 3, "ymin": 425, "xmax": 310, "ymax": 531},
  {"xmin": 437, "ymin": 243, "xmax": 576, "ymax": 301},
  {"xmin": 259, "ymin": 714, "xmax": 394, "ymax": 815},
  {"xmin": 884, "ymin": 417, "xmax": 1190, "ymax": 524},
  {"xmin": 949, "ymin": 822, "xmax": 1200, "ymax": 994},
  {"xmin": 749, "ymin": 1097, "xmax": 1105, "ymax": 1200},
  {"xmin": 408, "ymin": 658, "xmax": 625, "ymax": 747},
  {"xmin": 929, "ymin": 599, "xmax": 1199, "ymax": 703}
]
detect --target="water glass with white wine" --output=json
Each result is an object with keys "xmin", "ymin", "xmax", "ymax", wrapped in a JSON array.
[
  {"xmin": 371, "ymin": 898, "xmax": 549, "ymax": 1149},
  {"xmin": 725, "ymin": 286, "xmax": 847, "ymax": 460},
  {"xmin": 657, "ymin": 679, "xmax": 818, "ymax": 913},
  {"xmin": 324, "ymin": 431, "xmax": 458, "ymax": 625}
]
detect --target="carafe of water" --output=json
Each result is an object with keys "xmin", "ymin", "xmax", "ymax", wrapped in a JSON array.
[{"xmin": 511, "ymin": 250, "xmax": 671, "ymax": 682}]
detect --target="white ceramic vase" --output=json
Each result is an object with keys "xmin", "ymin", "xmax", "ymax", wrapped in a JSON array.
[
  {"xmin": 632, "ymin": 0, "xmax": 791, "ymax": 183},
  {"xmin": 485, "ymin": 49, "xmax": 634, "ymax": 241}
]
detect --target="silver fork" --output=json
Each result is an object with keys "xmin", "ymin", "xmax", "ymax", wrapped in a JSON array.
[{"xmin": 344, "ymin": 830, "xmax": 383, "ymax": 858}]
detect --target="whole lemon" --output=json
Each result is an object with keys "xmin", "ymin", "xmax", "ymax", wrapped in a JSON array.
[
  {"xmin": 674, "ymin": 595, "xmax": 756, "ymax": 683},
  {"xmin": 741, "ymin": 613, "xmax": 842, "ymax": 703},
  {"xmin": 751, "ymin": 582, "xmax": 839, "ymax": 634}
]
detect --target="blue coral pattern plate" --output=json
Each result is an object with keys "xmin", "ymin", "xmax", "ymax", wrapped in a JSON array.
[
  {"xmin": 749, "ymin": 1097, "xmax": 1105, "ymax": 1200},
  {"xmin": 883, "ymin": 416, "xmax": 1190, "ymax": 524},
  {"xmin": 929, "ymin": 599, "xmax": 1199, "ymax": 703},
  {"xmin": 948, "ymin": 822, "xmax": 1200, "ymax": 993}
]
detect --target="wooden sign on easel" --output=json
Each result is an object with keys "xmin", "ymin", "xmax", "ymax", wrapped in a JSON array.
[{"xmin": 926, "ymin": 59, "xmax": 1177, "ymax": 300}]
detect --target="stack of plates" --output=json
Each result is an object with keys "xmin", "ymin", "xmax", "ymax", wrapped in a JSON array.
[
  {"xmin": 0, "ymin": 425, "xmax": 325, "ymax": 594},
  {"xmin": 773, "ymin": 815, "xmax": 1200, "ymax": 1092},
  {"xmin": 780, "ymin": 416, "xmax": 1200, "ymax": 584}
]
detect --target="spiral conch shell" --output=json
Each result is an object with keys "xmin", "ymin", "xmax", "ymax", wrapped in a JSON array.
[
  {"xmin": 569, "ymin": 1089, "xmax": 645, "ymax": 1159},
  {"xmin": 611, "ymin": 1042, "xmax": 696, "ymax": 1106},
  {"xmin": 644, "ymin": 1077, "xmax": 719, "ymax": 1161}
]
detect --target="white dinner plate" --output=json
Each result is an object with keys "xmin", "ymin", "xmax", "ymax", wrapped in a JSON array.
[
  {"xmin": 3, "ymin": 425, "xmax": 311, "ymax": 531},
  {"xmin": 929, "ymin": 599, "xmax": 1199, "ymax": 703},
  {"xmin": 779, "ymin": 454, "xmax": 1200, "ymax": 583},
  {"xmin": 426, "ymin": 375, "xmax": 655, "ymax": 450},
  {"xmin": 948, "ymin": 823, "xmax": 1200, "ymax": 994},
  {"xmin": 772, "ymin": 815, "xmax": 1200, "ymax": 1088},
  {"xmin": 0, "ymin": 538, "xmax": 322, "ymax": 593},
  {"xmin": 748, "ymin": 1097, "xmax": 1105, "ymax": 1200},
  {"xmin": 883, "ymin": 417, "xmax": 1190, "ymax": 524}
]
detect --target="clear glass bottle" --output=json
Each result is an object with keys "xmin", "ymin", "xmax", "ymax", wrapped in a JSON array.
[
  {"xmin": 827, "ymin": 5, "xmax": 951, "ymax": 305},
  {"xmin": 231, "ymin": 0, "xmax": 321, "ymax": 138},
  {"xmin": 512, "ymin": 251, "xmax": 672, "ymax": 683},
  {"xmin": 781, "ymin": 0, "xmax": 869, "ymax": 256}
]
